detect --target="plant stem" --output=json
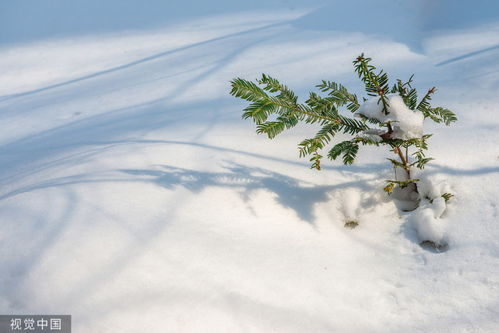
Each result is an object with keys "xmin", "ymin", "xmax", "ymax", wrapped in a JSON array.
[
  {"xmin": 394, "ymin": 146, "xmax": 419, "ymax": 193},
  {"xmin": 394, "ymin": 147, "xmax": 410, "ymax": 177}
]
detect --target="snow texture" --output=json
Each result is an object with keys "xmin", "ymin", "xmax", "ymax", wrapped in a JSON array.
[
  {"xmin": 356, "ymin": 94, "xmax": 424, "ymax": 140},
  {"xmin": 409, "ymin": 175, "xmax": 453, "ymax": 245},
  {"xmin": 1, "ymin": 1, "xmax": 499, "ymax": 332},
  {"xmin": 410, "ymin": 197, "xmax": 448, "ymax": 245}
]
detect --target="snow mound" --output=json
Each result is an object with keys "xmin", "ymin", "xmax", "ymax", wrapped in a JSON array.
[
  {"xmin": 410, "ymin": 197, "xmax": 448, "ymax": 245},
  {"xmin": 339, "ymin": 188, "xmax": 362, "ymax": 222},
  {"xmin": 418, "ymin": 175, "xmax": 453, "ymax": 201},
  {"xmin": 409, "ymin": 176, "xmax": 454, "ymax": 246},
  {"xmin": 355, "ymin": 94, "xmax": 424, "ymax": 140}
]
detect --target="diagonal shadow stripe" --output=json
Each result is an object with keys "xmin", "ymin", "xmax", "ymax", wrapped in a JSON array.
[
  {"xmin": 435, "ymin": 44, "xmax": 499, "ymax": 66},
  {"xmin": 0, "ymin": 21, "xmax": 287, "ymax": 102}
]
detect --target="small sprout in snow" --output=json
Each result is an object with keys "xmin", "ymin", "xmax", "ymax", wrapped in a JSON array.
[
  {"xmin": 344, "ymin": 221, "xmax": 359, "ymax": 229},
  {"xmin": 441, "ymin": 193, "xmax": 454, "ymax": 202},
  {"xmin": 428, "ymin": 192, "xmax": 454, "ymax": 204}
]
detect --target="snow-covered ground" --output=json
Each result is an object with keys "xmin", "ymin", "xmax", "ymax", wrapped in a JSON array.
[{"xmin": 1, "ymin": 1, "xmax": 498, "ymax": 332}]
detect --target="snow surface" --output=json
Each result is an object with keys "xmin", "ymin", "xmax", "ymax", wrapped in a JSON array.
[
  {"xmin": 356, "ymin": 94, "xmax": 424, "ymax": 140},
  {"xmin": 1, "ymin": 1, "xmax": 499, "ymax": 332},
  {"xmin": 410, "ymin": 197, "xmax": 448, "ymax": 246},
  {"xmin": 408, "ymin": 175, "xmax": 453, "ymax": 246}
]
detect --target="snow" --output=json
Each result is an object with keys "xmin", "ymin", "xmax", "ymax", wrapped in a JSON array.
[
  {"xmin": 410, "ymin": 197, "xmax": 449, "ymax": 246},
  {"xmin": 1, "ymin": 1, "xmax": 499, "ymax": 332},
  {"xmin": 407, "ymin": 175, "xmax": 453, "ymax": 246},
  {"xmin": 418, "ymin": 174, "xmax": 454, "ymax": 201},
  {"xmin": 356, "ymin": 94, "xmax": 424, "ymax": 140},
  {"xmin": 358, "ymin": 129, "xmax": 384, "ymax": 142}
]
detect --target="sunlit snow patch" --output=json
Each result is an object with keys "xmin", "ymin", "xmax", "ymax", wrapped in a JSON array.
[
  {"xmin": 409, "ymin": 176, "xmax": 454, "ymax": 250},
  {"xmin": 355, "ymin": 94, "xmax": 424, "ymax": 140}
]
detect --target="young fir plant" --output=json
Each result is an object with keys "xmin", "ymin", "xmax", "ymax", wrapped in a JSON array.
[{"xmin": 229, "ymin": 54, "xmax": 457, "ymax": 197}]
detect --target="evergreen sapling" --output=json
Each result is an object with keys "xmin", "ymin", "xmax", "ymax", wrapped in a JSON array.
[{"xmin": 230, "ymin": 54, "xmax": 457, "ymax": 208}]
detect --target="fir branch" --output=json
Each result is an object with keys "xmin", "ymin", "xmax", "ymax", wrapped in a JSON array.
[
  {"xmin": 257, "ymin": 74, "xmax": 297, "ymax": 103},
  {"xmin": 431, "ymin": 107, "xmax": 458, "ymax": 125},
  {"xmin": 256, "ymin": 121, "xmax": 286, "ymax": 139},
  {"xmin": 328, "ymin": 140, "xmax": 359, "ymax": 164},
  {"xmin": 387, "ymin": 158, "xmax": 406, "ymax": 168},
  {"xmin": 337, "ymin": 115, "xmax": 369, "ymax": 135},
  {"xmin": 411, "ymin": 149, "xmax": 434, "ymax": 169},
  {"xmin": 298, "ymin": 123, "xmax": 339, "ymax": 158},
  {"xmin": 241, "ymin": 101, "xmax": 275, "ymax": 124},
  {"xmin": 316, "ymin": 80, "xmax": 359, "ymax": 111},
  {"xmin": 353, "ymin": 54, "xmax": 390, "ymax": 115},
  {"xmin": 305, "ymin": 92, "xmax": 340, "ymax": 117},
  {"xmin": 230, "ymin": 78, "xmax": 269, "ymax": 102},
  {"xmin": 353, "ymin": 136, "xmax": 381, "ymax": 146},
  {"xmin": 385, "ymin": 178, "xmax": 421, "ymax": 189},
  {"xmin": 416, "ymin": 87, "xmax": 436, "ymax": 113},
  {"xmin": 391, "ymin": 75, "xmax": 417, "ymax": 110}
]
